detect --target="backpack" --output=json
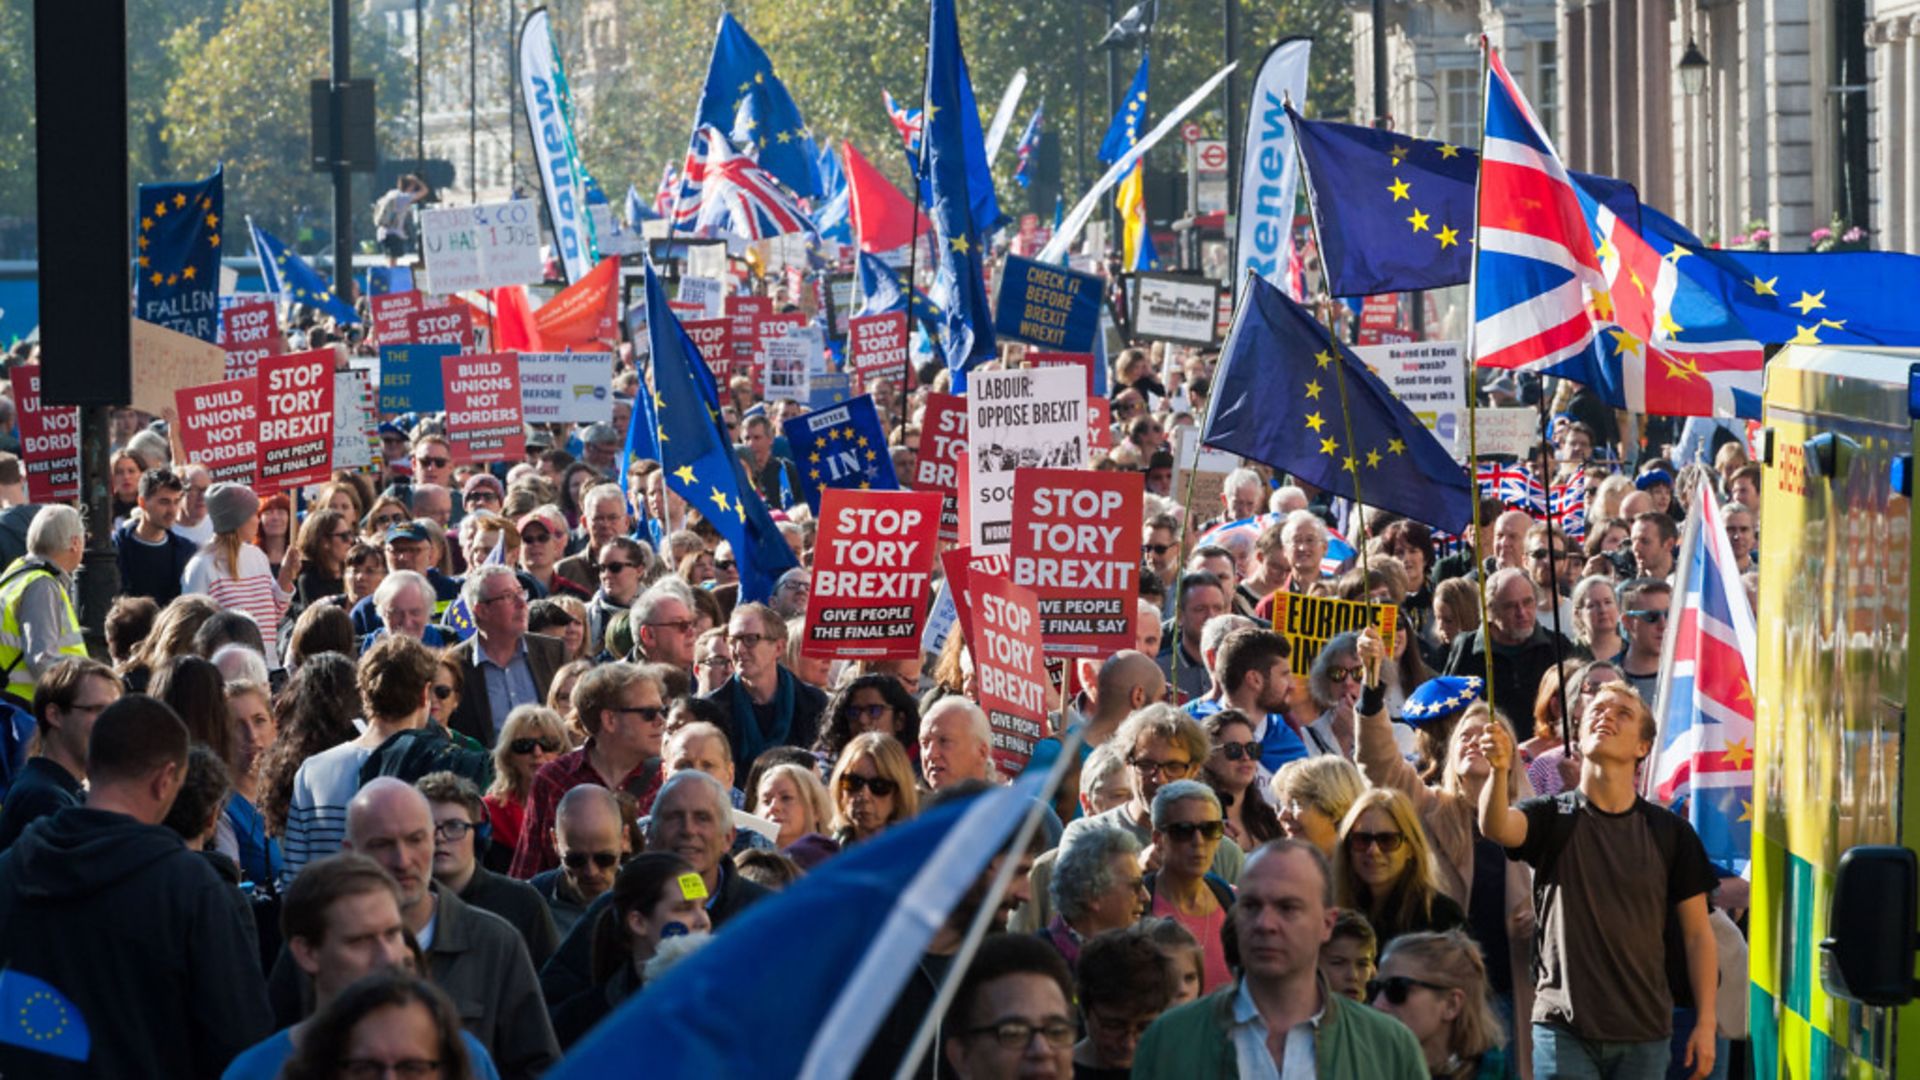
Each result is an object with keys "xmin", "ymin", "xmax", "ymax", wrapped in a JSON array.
[{"xmin": 358, "ymin": 724, "xmax": 495, "ymax": 791}]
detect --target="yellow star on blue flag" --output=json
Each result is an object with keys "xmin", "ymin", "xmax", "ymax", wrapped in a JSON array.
[{"xmin": 134, "ymin": 165, "xmax": 224, "ymax": 342}]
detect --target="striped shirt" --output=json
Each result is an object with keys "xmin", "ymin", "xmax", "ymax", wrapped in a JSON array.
[
  {"xmin": 182, "ymin": 543, "xmax": 289, "ymax": 664},
  {"xmin": 281, "ymin": 741, "xmax": 371, "ymax": 878}
]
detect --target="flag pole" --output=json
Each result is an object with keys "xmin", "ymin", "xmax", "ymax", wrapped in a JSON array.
[
  {"xmin": 1168, "ymin": 406, "xmax": 1212, "ymax": 696},
  {"xmin": 902, "ymin": 16, "xmax": 935, "ymax": 445},
  {"xmin": 1464, "ymin": 38, "xmax": 1496, "ymax": 710},
  {"xmin": 1536, "ymin": 389, "xmax": 1574, "ymax": 750}
]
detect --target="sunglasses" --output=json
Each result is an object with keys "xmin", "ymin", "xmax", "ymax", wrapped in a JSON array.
[
  {"xmin": 416, "ymin": 456, "xmax": 451, "ymax": 468},
  {"xmin": 1162, "ymin": 820, "xmax": 1225, "ymax": 843},
  {"xmin": 1325, "ymin": 665, "xmax": 1365, "ymax": 683},
  {"xmin": 371, "ymin": 514, "xmax": 405, "ymax": 528},
  {"xmin": 849, "ymin": 704, "xmax": 895, "ymax": 722},
  {"xmin": 563, "ymin": 850, "xmax": 621, "ymax": 870},
  {"xmin": 1347, "ymin": 829, "xmax": 1405, "ymax": 853},
  {"xmin": 601, "ymin": 561, "xmax": 635, "ymax": 574},
  {"xmin": 1367, "ymin": 975, "xmax": 1452, "ymax": 1005},
  {"xmin": 606, "ymin": 706, "xmax": 669, "ymax": 724},
  {"xmin": 715, "ymin": 557, "xmax": 736, "ymax": 570},
  {"xmin": 1627, "ymin": 608, "xmax": 1668, "ymax": 623},
  {"xmin": 839, "ymin": 773, "xmax": 899, "ymax": 797},
  {"xmin": 521, "ymin": 530, "xmax": 553, "ymax": 544},
  {"xmin": 510, "ymin": 736, "xmax": 562, "ymax": 755},
  {"xmin": 1142, "ymin": 543, "xmax": 1173, "ymax": 555},
  {"xmin": 1216, "ymin": 740, "xmax": 1262, "ymax": 762},
  {"xmin": 431, "ymin": 685, "xmax": 453, "ymax": 701}
]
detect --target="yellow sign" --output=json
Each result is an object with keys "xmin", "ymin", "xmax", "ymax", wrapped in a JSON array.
[
  {"xmin": 677, "ymin": 871, "xmax": 710, "ymax": 902},
  {"xmin": 1268, "ymin": 591, "xmax": 1397, "ymax": 676}
]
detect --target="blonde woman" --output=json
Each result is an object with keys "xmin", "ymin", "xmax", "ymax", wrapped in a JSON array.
[
  {"xmin": 827, "ymin": 732, "xmax": 918, "ymax": 845},
  {"xmin": 181, "ymin": 484, "xmax": 295, "ymax": 666},
  {"xmin": 754, "ymin": 761, "xmax": 838, "ymax": 862},
  {"xmin": 1370, "ymin": 930, "xmax": 1514, "ymax": 1079},
  {"xmin": 1270, "ymin": 754, "xmax": 1365, "ymax": 859},
  {"xmin": 484, "ymin": 705, "xmax": 570, "ymax": 864},
  {"xmin": 1333, "ymin": 787, "xmax": 1467, "ymax": 952}
]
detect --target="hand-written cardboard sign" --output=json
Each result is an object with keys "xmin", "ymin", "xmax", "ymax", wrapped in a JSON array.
[
  {"xmin": 221, "ymin": 298, "xmax": 283, "ymax": 380},
  {"xmin": 258, "ymin": 349, "xmax": 335, "ymax": 493},
  {"xmin": 131, "ymin": 318, "xmax": 226, "ymax": 419},
  {"xmin": 174, "ymin": 377, "xmax": 260, "ymax": 486},
  {"xmin": 9, "ymin": 367, "xmax": 78, "ymax": 503},
  {"xmin": 803, "ymin": 489, "xmax": 943, "ymax": 659},
  {"xmin": 1268, "ymin": 592, "xmax": 1399, "ymax": 677},
  {"xmin": 419, "ymin": 200, "xmax": 543, "ymax": 292},
  {"xmin": 964, "ymin": 573, "xmax": 1049, "ymax": 776},
  {"xmin": 441, "ymin": 353, "xmax": 525, "ymax": 464},
  {"xmin": 967, "ymin": 366, "xmax": 1087, "ymax": 555},
  {"xmin": 1010, "ymin": 468, "xmax": 1143, "ymax": 656},
  {"xmin": 377, "ymin": 343, "xmax": 455, "ymax": 414},
  {"xmin": 992, "ymin": 255, "xmax": 1102, "ymax": 351},
  {"xmin": 846, "ymin": 311, "xmax": 910, "ymax": 382},
  {"xmin": 408, "ymin": 306, "xmax": 475, "ymax": 349},
  {"xmin": 915, "ymin": 392, "xmax": 967, "ymax": 542},
  {"xmin": 371, "ymin": 290, "xmax": 426, "ymax": 345},
  {"xmin": 681, "ymin": 318, "xmax": 734, "ymax": 382}
]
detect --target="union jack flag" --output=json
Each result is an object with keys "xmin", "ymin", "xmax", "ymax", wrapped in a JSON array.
[
  {"xmin": 1475, "ymin": 461, "xmax": 1543, "ymax": 511},
  {"xmin": 1013, "ymin": 102, "xmax": 1043, "ymax": 188},
  {"xmin": 679, "ymin": 126, "xmax": 818, "ymax": 241},
  {"xmin": 654, "ymin": 162, "xmax": 678, "ymax": 217},
  {"xmin": 1647, "ymin": 484, "xmax": 1756, "ymax": 872},
  {"xmin": 1547, "ymin": 481, "xmax": 1587, "ymax": 539},
  {"xmin": 1471, "ymin": 46, "xmax": 1763, "ymax": 418},
  {"xmin": 883, "ymin": 89, "xmax": 923, "ymax": 157}
]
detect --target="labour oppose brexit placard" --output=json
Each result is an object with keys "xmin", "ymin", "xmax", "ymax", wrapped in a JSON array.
[
  {"xmin": 1010, "ymin": 468, "xmax": 1143, "ymax": 656},
  {"xmin": 258, "ymin": 349, "xmax": 335, "ymax": 492},
  {"xmin": 803, "ymin": 488, "xmax": 942, "ymax": 660},
  {"xmin": 441, "ymin": 352, "xmax": 525, "ymax": 464},
  {"xmin": 175, "ymin": 376, "xmax": 260, "ymax": 487},
  {"xmin": 963, "ymin": 572, "xmax": 1049, "ymax": 776},
  {"xmin": 967, "ymin": 365, "xmax": 1087, "ymax": 555}
]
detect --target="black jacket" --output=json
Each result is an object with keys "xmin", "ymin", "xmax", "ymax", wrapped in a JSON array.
[
  {"xmin": 0, "ymin": 756, "xmax": 82, "ymax": 851},
  {"xmin": 460, "ymin": 864, "xmax": 560, "ymax": 970},
  {"xmin": 1443, "ymin": 624, "xmax": 1576, "ymax": 720},
  {"xmin": 0, "ymin": 806, "xmax": 273, "ymax": 1078}
]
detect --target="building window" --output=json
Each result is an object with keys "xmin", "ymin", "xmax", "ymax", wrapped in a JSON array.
[
  {"xmin": 1442, "ymin": 69, "xmax": 1480, "ymax": 148},
  {"xmin": 1533, "ymin": 41, "xmax": 1559, "ymax": 141}
]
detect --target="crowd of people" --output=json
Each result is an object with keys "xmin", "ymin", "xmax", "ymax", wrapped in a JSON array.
[{"xmin": 0, "ymin": 309, "xmax": 1756, "ymax": 1080}]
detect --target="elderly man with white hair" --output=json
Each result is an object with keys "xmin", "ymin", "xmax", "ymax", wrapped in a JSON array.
[
  {"xmin": 1203, "ymin": 467, "xmax": 1267, "ymax": 531},
  {"xmin": 446, "ymin": 563, "xmax": 568, "ymax": 747},
  {"xmin": 361, "ymin": 569, "xmax": 449, "ymax": 651},
  {"xmin": 555, "ymin": 483, "xmax": 631, "ymax": 594},
  {"xmin": 1252, "ymin": 510, "xmax": 1334, "ymax": 622},
  {"xmin": 0, "ymin": 504, "xmax": 87, "ymax": 703},
  {"xmin": 919, "ymin": 696, "xmax": 997, "ymax": 791},
  {"xmin": 1443, "ymin": 566, "xmax": 1573, "ymax": 719},
  {"xmin": 1042, "ymin": 824, "xmax": 1148, "ymax": 965}
]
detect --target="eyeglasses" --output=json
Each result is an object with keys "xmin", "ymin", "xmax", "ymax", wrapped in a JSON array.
[
  {"xmin": 964, "ymin": 1020, "xmax": 1077, "ymax": 1050},
  {"xmin": 849, "ymin": 704, "xmax": 895, "ymax": 723},
  {"xmin": 1626, "ymin": 608, "xmax": 1668, "ymax": 623},
  {"xmin": 479, "ymin": 590, "xmax": 527, "ymax": 607},
  {"xmin": 647, "ymin": 619, "xmax": 695, "ymax": 634},
  {"xmin": 1127, "ymin": 756, "xmax": 1193, "ymax": 779},
  {"xmin": 1161, "ymin": 820, "xmax": 1225, "ymax": 843},
  {"xmin": 839, "ymin": 773, "xmax": 899, "ymax": 797},
  {"xmin": 1528, "ymin": 548, "xmax": 1568, "ymax": 561},
  {"xmin": 1215, "ymin": 740, "xmax": 1262, "ymax": 762},
  {"xmin": 606, "ymin": 705, "xmax": 669, "ymax": 724},
  {"xmin": 430, "ymin": 685, "xmax": 453, "ymax": 701},
  {"xmin": 415, "ymin": 456, "xmax": 451, "ymax": 469},
  {"xmin": 1347, "ymin": 829, "xmax": 1405, "ymax": 853},
  {"xmin": 371, "ymin": 514, "xmax": 405, "ymax": 528},
  {"xmin": 1086, "ymin": 1010, "xmax": 1157, "ymax": 1041},
  {"xmin": 562, "ymin": 850, "xmax": 621, "ymax": 870},
  {"xmin": 698, "ymin": 655, "xmax": 734, "ymax": 669},
  {"xmin": 432, "ymin": 820, "xmax": 477, "ymax": 842},
  {"xmin": 520, "ymin": 530, "xmax": 552, "ymax": 544},
  {"xmin": 1142, "ymin": 542, "xmax": 1173, "ymax": 555},
  {"xmin": 1367, "ymin": 975, "xmax": 1453, "ymax": 1005},
  {"xmin": 340, "ymin": 1060, "xmax": 440, "ymax": 1080},
  {"xmin": 510, "ymin": 736, "xmax": 562, "ymax": 755},
  {"xmin": 728, "ymin": 632, "xmax": 775, "ymax": 648},
  {"xmin": 466, "ymin": 493, "xmax": 500, "ymax": 507},
  {"xmin": 1324, "ymin": 665, "xmax": 1365, "ymax": 683},
  {"xmin": 601, "ymin": 561, "xmax": 636, "ymax": 574}
]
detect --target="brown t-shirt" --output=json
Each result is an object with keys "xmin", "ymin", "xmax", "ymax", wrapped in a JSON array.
[{"xmin": 1510, "ymin": 790, "xmax": 1717, "ymax": 1042}]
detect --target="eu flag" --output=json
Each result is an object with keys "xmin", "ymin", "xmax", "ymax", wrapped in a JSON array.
[
  {"xmin": 135, "ymin": 166, "xmax": 223, "ymax": 342},
  {"xmin": 781, "ymin": 395, "xmax": 901, "ymax": 514},
  {"xmin": 0, "ymin": 969, "xmax": 90, "ymax": 1062},
  {"xmin": 1290, "ymin": 110, "xmax": 1640, "ymax": 297},
  {"xmin": 1204, "ymin": 273, "xmax": 1474, "ymax": 534},
  {"xmin": 856, "ymin": 251, "xmax": 941, "ymax": 329},
  {"xmin": 812, "ymin": 144, "xmax": 853, "ymax": 245},
  {"xmin": 924, "ymin": 0, "xmax": 1000, "ymax": 387},
  {"xmin": 642, "ymin": 264, "xmax": 798, "ymax": 601},
  {"xmin": 247, "ymin": 219, "xmax": 361, "ymax": 324},
  {"xmin": 693, "ymin": 13, "xmax": 822, "ymax": 198},
  {"xmin": 1100, "ymin": 52, "xmax": 1157, "ymax": 271}
]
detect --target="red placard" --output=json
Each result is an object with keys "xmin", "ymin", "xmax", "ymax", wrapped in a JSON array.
[
  {"xmin": 846, "ymin": 311, "xmax": 909, "ymax": 382},
  {"xmin": 258, "ymin": 349, "xmax": 335, "ymax": 492},
  {"xmin": 220, "ymin": 299, "xmax": 282, "ymax": 380},
  {"xmin": 681, "ymin": 318, "xmax": 733, "ymax": 382},
  {"xmin": 408, "ymin": 305, "xmax": 474, "ymax": 349},
  {"xmin": 1010, "ymin": 468, "xmax": 1143, "ymax": 656},
  {"xmin": 1088, "ymin": 396, "xmax": 1112, "ymax": 450},
  {"xmin": 174, "ymin": 377, "xmax": 260, "ymax": 486},
  {"xmin": 754, "ymin": 312, "xmax": 808, "ymax": 397},
  {"xmin": 371, "ymin": 290, "xmax": 425, "ymax": 345},
  {"xmin": 9, "ymin": 367, "xmax": 78, "ymax": 504},
  {"xmin": 915, "ymin": 392, "xmax": 967, "ymax": 542},
  {"xmin": 441, "ymin": 352, "xmax": 526, "ymax": 464},
  {"xmin": 963, "ymin": 572, "xmax": 1049, "ymax": 776},
  {"xmin": 727, "ymin": 295, "xmax": 770, "ymax": 371},
  {"xmin": 1025, "ymin": 351, "xmax": 1097, "ymax": 397},
  {"xmin": 803, "ymin": 488, "xmax": 943, "ymax": 660}
]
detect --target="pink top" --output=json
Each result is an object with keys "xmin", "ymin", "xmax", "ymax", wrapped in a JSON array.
[{"xmin": 1152, "ymin": 891, "xmax": 1232, "ymax": 994}]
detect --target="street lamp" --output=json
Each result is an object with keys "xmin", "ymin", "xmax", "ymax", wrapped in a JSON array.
[{"xmin": 1678, "ymin": 40, "xmax": 1709, "ymax": 97}]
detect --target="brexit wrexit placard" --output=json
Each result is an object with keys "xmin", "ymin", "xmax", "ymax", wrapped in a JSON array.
[{"xmin": 780, "ymin": 395, "xmax": 899, "ymax": 514}]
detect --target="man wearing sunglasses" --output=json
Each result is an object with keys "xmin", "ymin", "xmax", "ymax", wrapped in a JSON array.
[
  {"xmin": 1617, "ymin": 577, "xmax": 1672, "ymax": 705},
  {"xmin": 511, "ymin": 662, "xmax": 667, "ymax": 879},
  {"xmin": 1141, "ymin": 513, "xmax": 1181, "ymax": 584},
  {"xmin": 531, "ymin": 784, "xmax": 629, "ymax": 937},
  {"xmin": 631, "ymin": 584, "xmax": 699, "ymax": 678},
  {"xmin": 417, "ymin": 771, "xmax": 558, "ymax": 970},
  {"xmin": 555, "ymin": 485, "xmax": 632, "ymax": 597}
]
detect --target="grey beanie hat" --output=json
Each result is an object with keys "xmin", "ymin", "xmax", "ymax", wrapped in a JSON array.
[{"xmin": 206, "ymin": 483, "xmax": 261, "ymax": 535}]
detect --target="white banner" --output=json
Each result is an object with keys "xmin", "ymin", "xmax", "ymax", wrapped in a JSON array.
[
  {"xmin": 1472, "ymin": 407, "xmax": 1546, "ymax": 460},
  {"xmin": 764, "ymin": 334, "xmax": 813, "ymax": 403},
  {"xmin": 677, "ymin": 276, "xmax": 726, "ymax": 318},
  {"xmin": 1235, "ymin": 39, "xmax": 1312, "ymax": 300},
  {"xmin": 984, "ymin": 68, "xmax": 1029, "ymax": 163},
  {"xmin": 1352, "ymin": 341, "xmax": 1469, "ymax": 461},
  {"xmin": 518, "ymin": 8, "xmax": 598, "ymax": 283},
  {"xmin": 967, "ymin": 365, "xmax": 1087, "ymax": 555},
  {"xmin": 519, "ymin": 352, "xmax": 616, "ymax": 424},
  {"xmin": 332, "ymin": 368, "xmax": 378, "ymax": 470},
  {"xmin": 419, "ymin": 200, "xmax": 544, "ymax": 293}
]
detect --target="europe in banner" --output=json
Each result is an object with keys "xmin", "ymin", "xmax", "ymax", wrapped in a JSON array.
[
  {"xmin": 781, "ymin": 395, "xmax": 900, "ymax": 513},
  {"xmin": 441, "ymin": 353, "xmax": 526, "ymax": 464},
  {"xmin": 1010, "ymin": 468, "xmax": 1143, "ymax": 656},
  {"xmin": 174, "ymin": 377, "xmax": 260, "ymax": 486},
  {"xmin": 991, "ymin": 254, "xmax": 1102, "ymax": 351},
  {"xmin": 963, "ymin": 572, "xmax": 1049, "ymax": 776},
  {"xmin": 221, "ymin": 299, "xmax": 282, "ymax": 380},
  {"xmin": 9, "ymin": 367, "xmax": 78, "ymax": 504},
  {"xmin": 1268, "ymin": 591, "xmax": 1398, "ymax": 677},
  {"xmin": 915, "ymin": 392, "xmax": 967, "ymax": 542},
  {"xmin": 802, "ymin": 489, "xmax": 942, "ymax": 660},
  {"xmin": 258, "ymin": 349, "xmax": 335, "ymax": 492},
  {"xmin": 967, "ymin": 365, "xmax": 1087, "ymax": 554},
  {"xmin": 846, "ymin": 311, "xmax": 910, "ymax": 383}
]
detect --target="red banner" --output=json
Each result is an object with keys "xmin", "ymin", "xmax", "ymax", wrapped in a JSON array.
[
  {"xmin": 1088, "ymin": 396, "xmax": 1111, "ymax": 450},
  {"xmin": 964, "ymin": 573, "xmax": 1049, "ymax": 776},
  {"xmin": 1025, "ymin": 351, "xmax": 1097, "ymax": 397},
  {"xmin": 441, "ymin": 352, "xmax": 525, "ymax": 464},
  {"xmin": 371, "ymin": 290, "xmax": 425, "ymax": 345},
  {"xmin": 727, "ymin": 295, "xmax": 770, "ymax": 380},
  {"xmin": 802, "ymin": 488, "xmax": 942, "ymax": 660},
  {"xmin": 174, "ymin": 377, "xmax": 260, "ymax": 486},
  {"xmin": 220, "ymin": 298, "xmax": 282, "ymax": 380},
  {"xmin": 9, "ymin": 367, "xmax": 78, "ymax": 504},
  {"xmin": 531, "ymin": 256, "xmax": 618, "ymax": 350},
  {"xmin": 408, "ymin": 305, "xmax": 475, "ymax": 349},
  {"xmin": 846, "ymin": 311, "xmax": 909, "ymax": 382},
  {"xmin": 258, "ymin": 349, "xmax": 335, "ymax": 492},
  {"xmin": 915, "ymin": 392, "xmax": 966, "ymax": 542},
  {"xmin": 1010, "ymin": 468, "xmax": 1143, "ymax": 656},
  {"xmin": 681, "ymin": 318, "xmax": 733, "ymax": 382}
]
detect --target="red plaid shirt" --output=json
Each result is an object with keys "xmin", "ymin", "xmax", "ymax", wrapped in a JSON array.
[{"xmin": 508, "ymin": 741, "xmax": 662, "ymax": 878}]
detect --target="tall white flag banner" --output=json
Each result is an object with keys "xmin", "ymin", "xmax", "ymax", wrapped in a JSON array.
[
  {"xmin": 1235, "ymin": 38, "xmax": 1313, "ymax": 300},
  {"xmin": 518, "ymin": 8, "xmax": 599, "ymax": 284},
  {"xmin": 984, "ymin": 68, "xmax": 1029, "ymax": 163}
]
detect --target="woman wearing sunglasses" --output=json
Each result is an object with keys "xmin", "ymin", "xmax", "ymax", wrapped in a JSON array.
[
  {"xmin": 1302, "ymin": 632, "xmax": 1367, "ymax": 757},
  {"xmin": 1198, "ymin": 709, "xmax": 1281, "ymax": 851},
  {"xmin": 1143, "ymin": 779, "xmax": 1236, "ymax": 994},
  {"xmin": 1334, "ymin": 787, "xmax": 1466, "ymax": 955},
  {"xmin": 827, "ymin": 732, "xmax": 918, "ymax": 846},
  {"xmin": 1369, "ymin": 930, "xmax": 1516, "ymax": 1079},
  {"xmin": 484, "ymin": 705, "xmax": 569, "ymax": 870}
]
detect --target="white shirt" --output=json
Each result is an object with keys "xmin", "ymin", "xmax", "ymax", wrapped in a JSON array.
[{"xmin": 1229, "ymin": 976, "xmax": 1326, "ymax": 1080}]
